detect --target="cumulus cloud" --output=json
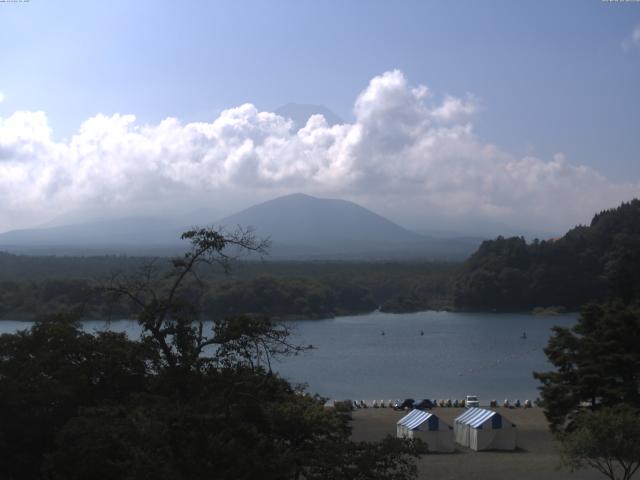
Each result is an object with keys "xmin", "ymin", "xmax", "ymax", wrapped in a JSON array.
[
  {"xmin": 431, "ymin": 94, "xmax": 477, "ymax": 122},
  {"xmin": 0, "ymin": 70, "xmax": 637, "ymax": 235}
]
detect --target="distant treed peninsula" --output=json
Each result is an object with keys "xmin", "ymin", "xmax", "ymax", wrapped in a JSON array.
[{"xmin": 0, "ymin": 258, "xmax": 454, "ymax": 320}]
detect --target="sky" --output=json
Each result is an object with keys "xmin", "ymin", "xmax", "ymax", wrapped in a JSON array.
[{"xmin": 0, "ymin": 0, "xmax": 639, "ymax": 236}]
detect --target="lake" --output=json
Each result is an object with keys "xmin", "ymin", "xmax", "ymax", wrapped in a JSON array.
[{"xmin": 0, "ymin": 310, "xmax": 576, "ymax": 403}]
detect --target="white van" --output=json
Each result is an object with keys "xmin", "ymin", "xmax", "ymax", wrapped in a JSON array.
[{"xmin": 465, "ymin": 395, "xmax": 479, "ymax": 408}]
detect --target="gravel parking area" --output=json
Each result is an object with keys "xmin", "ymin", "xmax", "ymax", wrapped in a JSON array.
[{"xmin": 350, "ymin": 407, "xmax": 603, "ymax": 480}]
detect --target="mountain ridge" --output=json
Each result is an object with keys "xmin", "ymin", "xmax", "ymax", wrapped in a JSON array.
[
  {"xmin": 217, "ymin": 193, "xmax": 423, "ymax": 244},
  {"xmin": 0, "ymin": 193, "xmax": 483, "ymax": 260},
  {"xmin": 453, "ymin": 198, "xmax": 640, "ymax": 310}
]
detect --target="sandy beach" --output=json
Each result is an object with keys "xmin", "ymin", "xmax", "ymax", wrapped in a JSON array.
[{"xmin": 351, "ymin": 407, "xmax": 603, "ymax": 480}]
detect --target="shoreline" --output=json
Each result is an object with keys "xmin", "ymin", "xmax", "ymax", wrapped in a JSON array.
[{"xmin": 0, "ymin": 307, "xmax": 579, "ymax": 323}]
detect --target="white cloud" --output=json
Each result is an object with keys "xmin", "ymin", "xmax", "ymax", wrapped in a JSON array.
[
  {"xmin": 0, "ymin": 70, "xmax": 637, "ymax": 235},
  {"xmin": 431, "ymin": 94, "xmax": 477, "ymax": 122},
  {"xmin": 623, "ymin": 24, "xmax": 640, "ymax": 50}
]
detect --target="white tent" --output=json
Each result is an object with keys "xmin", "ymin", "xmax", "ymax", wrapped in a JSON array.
[
  {"xmin": 454, "ymin": 408, "xmax": 517, "ymax": 451},
  {"xmin": 396, "ymin": 409, "xmax": 454, "ymax": 452}
]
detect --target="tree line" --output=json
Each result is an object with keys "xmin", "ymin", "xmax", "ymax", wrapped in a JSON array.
[
  {"xmin": 528, "ymin": 201, "xmax": 640, "ymax": 479},
  {"xmin": 0, "ymin": 257, "xmax": 456, "ymax": 320},
  {"xmin": 453, "ymin": 199, "xmax": 640, "ymax": 311}
]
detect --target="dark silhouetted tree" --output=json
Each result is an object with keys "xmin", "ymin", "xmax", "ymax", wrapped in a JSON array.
[
  {"xmin": 534, "ymin": 304, "xmax": 640, "ymax": 433},
  {"xmin": 560, "ymin": 405, "xmax": 640, "ymax": 480}
]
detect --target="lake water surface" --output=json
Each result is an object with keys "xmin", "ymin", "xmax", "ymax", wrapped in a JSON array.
[{"xmin": 0, "ymin": 310, "xmax": 576, "ymax": 402}]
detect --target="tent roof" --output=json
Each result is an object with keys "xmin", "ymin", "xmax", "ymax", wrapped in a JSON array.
[
  {"xmin": 397, "ymin": 409, "xmax": 435, "ymax": 430},
  {"xmin": 454, "ymin": 408, "xmax": 499, "ymax": 428},
  {"xmin": 455, "ymin": 407, "xmax": 482, "ymax": 424}
]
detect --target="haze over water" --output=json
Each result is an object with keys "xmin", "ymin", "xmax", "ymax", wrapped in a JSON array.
[{"xmin": 0, "ymin": 311, "xmax": 576, "ymax": 402}]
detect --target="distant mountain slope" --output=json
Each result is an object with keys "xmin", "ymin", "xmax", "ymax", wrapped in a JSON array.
[
  {"xmin": 219, "ymin": 193, "xmax": 421, "ymax": 244},
  {"xmin": 0, "ymin": 217, "xmax": 188, "ymax": 255},
  {"xmin": 0, "ymin": 194, "xmax": 482, "ymax": 260},
  {"xmin": 275, "ymin": 103, "xmax": 343, "ymax": 130},
  {"xmin": 453, "ymin": 199, "xmax": 640, "ymax": 310},
  {"xmin": 217, "ymin": 193, "xmax": 481, "ymax": 260}
]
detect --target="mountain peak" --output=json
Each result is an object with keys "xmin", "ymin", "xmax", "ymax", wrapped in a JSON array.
[
  {"xmin": 218, "ymin": 194, "xmax": 420, "ymax": 247},
  {"xmin": 270, "ymin": 192, "xmax": 316, "ymax": 201}
]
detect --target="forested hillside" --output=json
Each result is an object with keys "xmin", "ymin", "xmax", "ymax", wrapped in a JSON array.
[{"xmin": 453, "ymin": 199, "xmax": 640, "ymax": 310}]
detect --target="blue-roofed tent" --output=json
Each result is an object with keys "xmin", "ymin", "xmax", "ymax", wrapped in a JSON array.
[
  {"xmin": 397, "ymin": 410, "xmax": 454, "ymax": 452},
  {"xmin": 454, "ymin": 408, "xmax": 516, "ymax": 451}
]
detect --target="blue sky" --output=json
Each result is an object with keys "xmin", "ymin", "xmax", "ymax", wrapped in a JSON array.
[{"xmin": 0, "ymin": 0, "xmax": 638, "ymax": 234}]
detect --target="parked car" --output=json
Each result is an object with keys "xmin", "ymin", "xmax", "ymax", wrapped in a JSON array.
[
  {"xmin": 393, "ymin": 398, "xmax": 415, "ymax": 410},
  {"xmin": 465, "ymin": 395, "xmax": 480, "ymax": 408},
  {"xmin": 414, "ymin": 398, "xmax": 435, "ymax": 410}
]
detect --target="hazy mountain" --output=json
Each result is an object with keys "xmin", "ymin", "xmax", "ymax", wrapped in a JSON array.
[
  {"xmin": 415, "ymin": 221, "xmax": 554, "ymax": 242},
  {"xmin": 0, "ymin": 194, "xmax": 483, "ymax": 259},
  {"xmin": 0, "ymin": 217, "xmax": 189, "ymax": 255},
  {"xmin": 275, "ymin": 103, "xmax": 343, "ymax": 131},
  {"xmin": 219, "ymin": 193, "xmax": 419, "ymax": 242},
  {"xmin": 38, "ymin": 206, "xmax": 223, "ymax": 230},
  {"xmin": 217, "ymin": 193, "xmax": 482, "ymax": 260}
]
